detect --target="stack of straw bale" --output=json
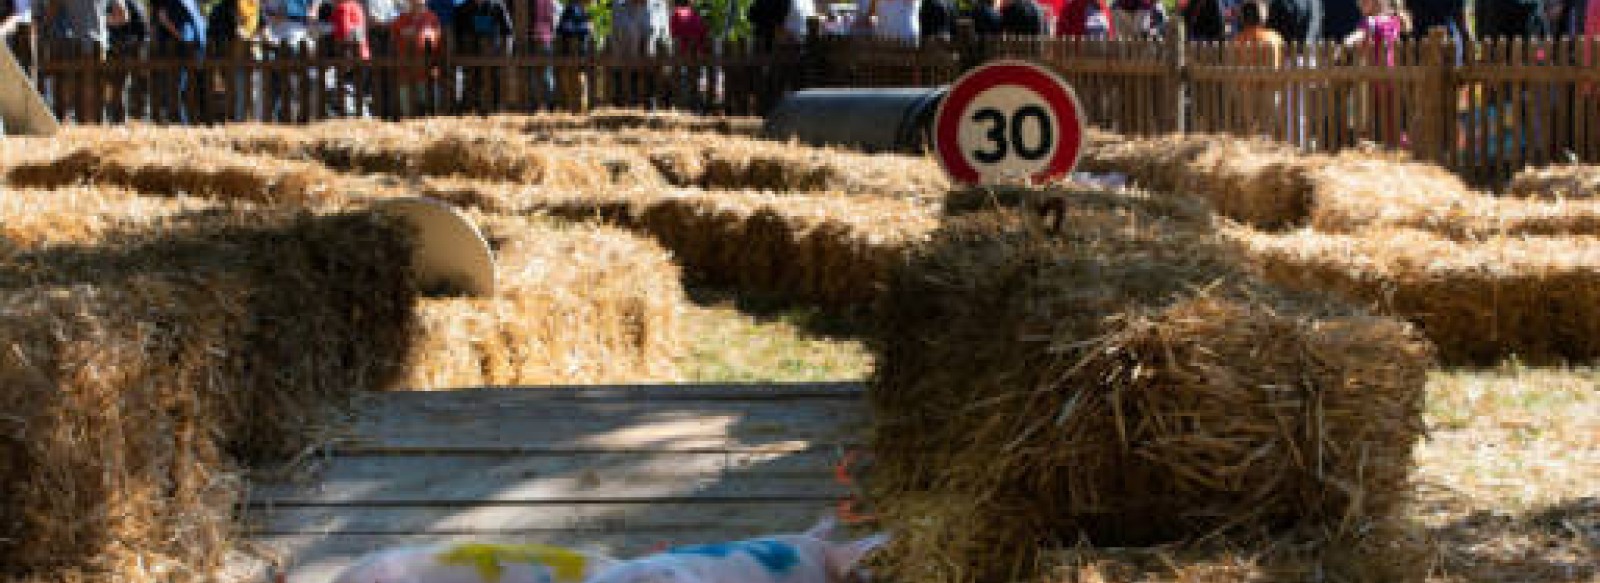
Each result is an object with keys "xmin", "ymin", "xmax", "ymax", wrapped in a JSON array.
[
  {"xmin": 0, "ymin": 209, "xmax": 416, "ymax": 582},
  {"xmin": 1228, "ymin": 225, "xmax": 1600, "ymax": 364},
  {"xmin": 413, "ymin": 179, "xmax": 941, "ymax": 307},
  {"xmin": 1082, "ymin": 131, "xmax": 1600, "ymax": 240},
  {"xmin": 1507, "ymin": 164, "xmax": 1600, "ymax": 199},
  {"xmin": 6, "ymin": 141, "xmax": 337, "ymax": 206},
  {"xmin": 867, "ymin": 188, "xmax": 1433, "ymax": 583},
  {"xmin": 403, "ymin": 214, "xmax": 685, "ymax": 387}
]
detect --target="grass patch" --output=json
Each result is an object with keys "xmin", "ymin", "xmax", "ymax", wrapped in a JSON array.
[
  {"xmin": 1418, "ymin": 363, "xmax": 1597, "ymax": 583},
  {"xmin": 676, "ymin": 287, "xmax": 873, "ymax": 382}
]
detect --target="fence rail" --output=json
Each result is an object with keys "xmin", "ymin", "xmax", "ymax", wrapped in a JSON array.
[{"xmin": 25, "ymin": 25, "xmax": 1600, "ymax": 185}]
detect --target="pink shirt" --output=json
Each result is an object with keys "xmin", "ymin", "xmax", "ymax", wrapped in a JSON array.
[
  {"xmin": 529, "ymin": 0, "xmax": 558, "ymax": 44},
  {"xmin": 1360, "ymin": 14, "xmax": 1402, "ymax": 66}
]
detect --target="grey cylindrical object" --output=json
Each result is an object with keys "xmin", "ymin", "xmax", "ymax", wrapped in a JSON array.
[{"xmin": 763, "ymin": 88, "xmax": 947, "ymax": 154}]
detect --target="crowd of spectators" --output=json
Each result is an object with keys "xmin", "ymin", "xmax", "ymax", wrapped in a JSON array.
[{"xmin": 3, "ymin": 0, "xmax": 1598, "ymax": 123}]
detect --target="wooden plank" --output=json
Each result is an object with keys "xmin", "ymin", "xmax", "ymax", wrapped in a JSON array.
[
  {"xmin": 336, "ymin": 392, "xmax": 866, "ymax": 454},
  {"xmin": 247, "ymin": 500, "xmax": 837, "ymax": 535},
  {"xmin": 250, "ymin": 450, "xmax": 846, "ymax": 504},
  {"xmin": 376, "ymin": 383, "xmax": 864, "ymax": 402}
]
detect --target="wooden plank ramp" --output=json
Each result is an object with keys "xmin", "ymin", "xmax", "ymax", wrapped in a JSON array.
[{"xmin": 243, "ymin": 382, "xmax": 868, "ymax": 583}]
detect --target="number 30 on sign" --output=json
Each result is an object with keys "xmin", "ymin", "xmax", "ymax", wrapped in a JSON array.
[{"xmin": 932, "ymin": 61, "xmax": 1085, "ymax": 186}]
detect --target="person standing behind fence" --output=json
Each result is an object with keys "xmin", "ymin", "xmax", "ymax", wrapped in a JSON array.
[
  {"xmin": 1234, "ymin": 0, "xmax": 1282, "ymax": 51},
  {"xmin": 153, "ymin": 0, "xmax": 205, "ymax": 123},
  {"xmin": 210, "ymin": 0, "xmax": 264, "ymax": 121},
  {"xmin": 1233, "ymin": 0, "xmax": 1282, "ymax": 133},
  {"xmin": 391, "ymin": 0, "xmax": 438, "ymax": 115},
  {"xmin": 1321, "ymin": 0, "xmax": 1359, "ymax": 40},
  {"xmin": 1343, "ymin": 0, "xmax": 1406, "ymax": 146},
  {"xmin": 1267, "ymin": 0, "xmax": 1319, "ymax": 41},
  {"xmin": 610, "ymin": 0, "xmax": 667, "ymax": 107},
  {"xmin": 1060, "ymin": 0, "xmax": 1121, "ymax": 36},
  {"xmin": 969, "ymin": 0, "xmax": 1003, "ymax": 35},
  {"xmin": 668, "ymin": 0, "xmax": 705, "ymax": 107},
  {"xmin": 526, "ymin": 0, "xmax": 560, "ymax": 111},
  {"xmin": 364, "ymin": 0, "xmax": 397, "ymax": 51},
  {"xmin": 267, "ymin": 0, "xmax": 321, "ymax": 43},
  {"xmin": 1111, "ymin": 0, "xmax": 1163, "ymax": 37},
  {"xmin": 1180, "ymin": 0, "xmax": 1228, "ymax": 39},
  {"xmin": 329, "ymin": 0, "xmax": 371, "ymax": 116},
  {"xmin": 43, "ymin": 0, "xmax": 122, "ymax": 121},
  {"xmin": 1001, "ymin": 0, "xmax": 1047, "ymax": 34},
  {"xmin": 1476, "ymin": 0, "xmax": 1549, "ymax": 38},
  {"xmin": 106, "ymin": 0, "xmax": 148, "ymax": 120},
  {"xmin": 919, "ymin": 0, "xmax": 954, "ymax": 40},
  {"xmin": 748, "ymin": 0, "xmax": 789, "ymax": 50},
  {"xmin": 555, "ymin": 0, "xmax": 589, "ymax": 110},
  {"xmin": 453, "ymin": 0, "xmax": 511, "ymax": 113},
  {"xmin": 871, "ymin": 0, "xmax": 920, "ymax": 40}
]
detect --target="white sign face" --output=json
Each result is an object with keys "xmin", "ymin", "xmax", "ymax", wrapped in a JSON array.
[
  {"xmin": 952, "ymin": 85, "xmax": 1061, "ymax": 183},
  {"xmin": 933, "ymin": 61, "xmax": 1085, "ymax": 186},
  {"xmin": 0, "ymin": 44, "xmax": 58, "ymax": 136}
]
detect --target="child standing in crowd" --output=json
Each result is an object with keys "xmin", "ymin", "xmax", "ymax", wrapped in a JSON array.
[{"xmin": 1344, "ymin": 0, "xmax": 1407, "ymax": 146}]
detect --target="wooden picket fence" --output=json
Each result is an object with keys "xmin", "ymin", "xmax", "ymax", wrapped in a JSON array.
[
  {"xmin": 28, "ymin": 25, "xmax": 1600, "ymax": 184},
  {"xmin": 35, "ymin": 35, "xmax": 803, "ymax": 125}
]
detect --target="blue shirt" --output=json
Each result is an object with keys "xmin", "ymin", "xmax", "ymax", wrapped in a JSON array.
[
  {"xmin": 428, "ymin": 0, "xmax": 464, "ymax": 25},
  {"xmin": 280, "ymin": 0, "xmax": 314, "ymax": 18}
]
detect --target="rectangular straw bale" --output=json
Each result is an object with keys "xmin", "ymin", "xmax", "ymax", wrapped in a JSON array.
[
  {"xmin": 1507, "ymin": 164, "xmax": 1600, "ymax": 199},
  {"xmin": 5, "ymin": 141, "xmax": 339, "ymax": 206},
  {"xmin": 0, "ymin": 186, "xmax": 214, "ymax": 252},
  {"xmin": 697, "ymin": 140, "xmax": 947, "ymax": 198},
  {"xmin": 1079, "ymin": 133, "xmax": 1318, "ymax": 228},
  {"xmin": 0, "ymin": 210, "xmax": 416, "ymax": 582},
  {"xmin": 868, "ymin": 189, "xmax": 1432, "ymax": 583},
  {"xmin": 633, "ymin": 190, "xmax": 939, "ymax": 307},
  {"xmin": 1340, "ymin": 194, "xmax": 1600, "ymax": 240},
  {"xmin": 413, "ymin": 179, "xmax": 940, "ymax": 307},
  {"xmin": 1229, "ymin": 225, "xmax": 1600, "ymax": 364},
  {"xmin": 0, "ymin": 279, "xmax": 242, "ymax": 582},
  {"xmin": 1304, "ymin": 153, "xmax": 1475, "ymax": 232},
  {"xmin": 403, "ymin": 214, "xmax": 685, "ymax": 387}
]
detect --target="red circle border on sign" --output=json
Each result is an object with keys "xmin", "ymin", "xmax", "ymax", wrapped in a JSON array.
[{"xmin": 933, "ymin": 61, "xmax": 1084, "ymax": 185}]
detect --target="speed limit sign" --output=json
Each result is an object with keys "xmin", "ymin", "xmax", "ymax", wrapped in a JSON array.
[{"xmin": 932, "ymin": 61, "xmax": 1085, "ymax": 185}]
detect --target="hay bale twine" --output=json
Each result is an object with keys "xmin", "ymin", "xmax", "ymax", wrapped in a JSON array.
[{"xmin": 867, "ymin": 188, "xmax": 1433, "ymax": 583}]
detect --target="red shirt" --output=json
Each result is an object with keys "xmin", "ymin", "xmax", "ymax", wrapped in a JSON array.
[
  {"xmin": 331, "ymin": 0, "xmax": 371, "ymax": 59},
  {"xmin": 669, "ymin": 6, "xmax": 708, "ymax": 55},
  {"xmin": 392, "ymin": 9, "xmax": 440, "ymax": 80}
]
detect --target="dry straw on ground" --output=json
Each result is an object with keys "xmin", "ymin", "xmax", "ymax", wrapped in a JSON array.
[
  {"xmin": 0, "ymin": 210, "xmax": 416, "ymax": 583},
  {"xmin": 1506, "ymin": 164, "xmax": 1600, "ymax": 199},
  {"xmin": 403, "ymin": 214, "xmax": 685, "ymax": 388},
  {"xmin": 1229, "ymin": 225, "xmax": 1600, "ymax": 365},
  {"xmin": 867, "ymin": 189, "xmax": 1433, "ymax": 583}
]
